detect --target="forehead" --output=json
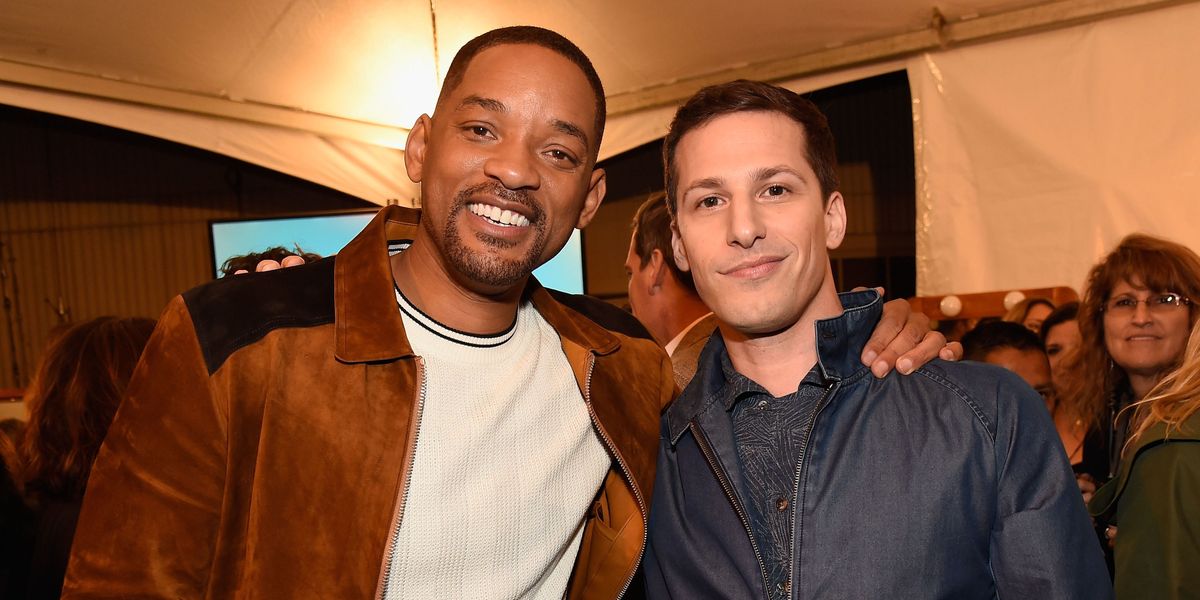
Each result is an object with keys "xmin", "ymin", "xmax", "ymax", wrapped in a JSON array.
[
  {"xmin": 986, "ymin": 347, "xmax": 1050, "ymax": 377},
  {"xmin": 443, "ymin": 44, "xmax": 598, "ymax": 140},
  {"xmin": 675, "ymin": 111, "xmax": 811, "ymax": 181}
]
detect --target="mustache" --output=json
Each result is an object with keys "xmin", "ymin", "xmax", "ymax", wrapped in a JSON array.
[{"xmin": 454, "ymin": 182, "xmax": 544, "ymax": 223}]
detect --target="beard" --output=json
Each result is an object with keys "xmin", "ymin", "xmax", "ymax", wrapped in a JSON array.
[{"xmin": 432, "ymin": 182, "xmax": 549, "ymax": 289}]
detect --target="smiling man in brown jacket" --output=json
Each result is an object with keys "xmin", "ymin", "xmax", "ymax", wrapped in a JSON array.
[{"xmin": 64, "ymin": 27, "xmax": 948, "ymax": 600}]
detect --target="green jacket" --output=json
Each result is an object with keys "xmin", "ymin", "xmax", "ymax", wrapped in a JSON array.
[{"xmin": 1090, "ymin": 409, "xmax": 1200, "ymax": 599}]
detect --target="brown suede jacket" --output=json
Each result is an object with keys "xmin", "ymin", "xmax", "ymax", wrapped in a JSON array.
[{"xmin": 62, "ymin": 206, "xmax": 674, "ymax": 599}]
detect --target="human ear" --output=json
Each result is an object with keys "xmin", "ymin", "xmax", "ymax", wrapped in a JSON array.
[
  {"xmin": 671, "ymin": 222, "xmax": 691, "ymax": 272},
  {"xmin": 403, "ymin": 114, "xmax": 432, "ymax": 183},
  {"xmin": 824, "ymin": 191, "xmax": 847, "ymax": 250},
  {"xmin": 575, "ymin": 168, "xmax": 607, "ymax": 229},
  {"xmin": 649, "ymin": 249, "xmax": 668, "ymax": 289}
]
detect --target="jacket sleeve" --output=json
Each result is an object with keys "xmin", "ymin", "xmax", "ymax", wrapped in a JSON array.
[
  {"xmin": 1107, "ymin": 441, "xmax": 1200, "ymax": 600},
  {"xmin": 988, "ymin": 373, "xmax": 1113, "ymax": 599},
  {"xmin": 62, "ymin": 296, "xmax": 227, "ymax": 599}
]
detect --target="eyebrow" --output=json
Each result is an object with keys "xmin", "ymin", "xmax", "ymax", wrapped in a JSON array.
[
  {"xmin": 682, "ymin": 175, "xmax": 726, "ymax": 197},
  {"xmin": 751, "ymin": 165, "xmax": 805, "ymax": 183},
  {"xmin": 457, "ymin": 95, "xmax": 507, "ymax": 113},
  {"xmin": 552, "ymin": 119, "xmax": 590, "ymax": 150},
  {"xmin": 681, "ymin": 164, "xmax": 806, "ymax": 196}
]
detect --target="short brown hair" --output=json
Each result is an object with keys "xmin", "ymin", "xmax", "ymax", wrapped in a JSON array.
[
  {"xmin": 662, "ymin": 79, "xmax": 839, "ymax": 216},
  {"xmin": 437, "ymin": 26, "xmax": 606, "ymax": 158},
  {"xmin": 631, "ymin": 192, "xmax": 694, "ymax": 292}
]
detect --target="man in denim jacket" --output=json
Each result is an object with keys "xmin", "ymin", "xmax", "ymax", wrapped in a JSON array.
[{"xmin": 643, "ymin": 80, "xmax": 1111, "ymax": 599}]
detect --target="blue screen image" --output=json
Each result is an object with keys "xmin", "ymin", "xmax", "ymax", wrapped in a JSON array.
[{"xmin": 211, "ymin": 211, "xmax": 585, "ymax": 294}]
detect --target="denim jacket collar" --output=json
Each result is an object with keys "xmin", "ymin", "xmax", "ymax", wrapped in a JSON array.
[{"xmin": 666, "ymin": 289, "xmax": 884, "ymax": 444}]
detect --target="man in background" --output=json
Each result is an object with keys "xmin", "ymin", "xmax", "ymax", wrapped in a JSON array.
[{"xmin": 963, "ymin": 320, "xmax": 1055, "ymax": 405}]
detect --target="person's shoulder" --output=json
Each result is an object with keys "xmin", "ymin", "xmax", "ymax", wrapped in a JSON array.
[
  {"xmin": 912, "ymin": 359, "xmax": 1031, "ymax": 395},
  {"xmin": 180, "ymin": 256, "xmax": 337, "ymax": 373},
  {"xmin": 544, "ymin": 288, "xmax": 654, "ymax": 342},
  {"xmin": 881, "ymin": 359, "xmax": 1044, "ymax": 435}
]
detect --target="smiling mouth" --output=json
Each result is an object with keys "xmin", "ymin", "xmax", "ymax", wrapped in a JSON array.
[
  {"xmin": 721, "ymin": 256, "xmax": 784, "ymax": 279},
  {"xmin": 467, "ymin": 203, "xmax": 531, "ymax": 227}
]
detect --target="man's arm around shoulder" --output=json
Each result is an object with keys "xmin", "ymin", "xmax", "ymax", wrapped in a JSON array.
[
  {"xmin": 64, "ymin": 296, "xmax": 227, "ymax": 598},
  {"xmin": 986, "ymin": 370, "xmax": 1113, "ymax": 599}
]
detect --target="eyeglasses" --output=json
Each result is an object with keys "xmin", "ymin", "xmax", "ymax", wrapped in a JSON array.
[{"xmin": 1103, "ymin": 292, "xmax": 1192, "ymax": 315}]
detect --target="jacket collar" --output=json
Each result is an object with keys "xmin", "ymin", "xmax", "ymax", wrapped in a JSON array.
[
  {"xmin": 1090, "ymin": 409, "xmax": 1200, "ymax": 517},
  {"xmin": 527, "ymin": 282, "xmax": 621, "ymax": 356},
  {"xmin": 666, "ymin": 289, "xmax": 883, "ymax": 443},
  {"xmin": 334, "ymin": 205, "xmax": 619, "ymax": 363}
]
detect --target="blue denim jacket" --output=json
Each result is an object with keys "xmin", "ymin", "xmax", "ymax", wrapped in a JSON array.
[{"xmin": 644, "ymin": 291, "xmax": 1112, "ymax": 599}]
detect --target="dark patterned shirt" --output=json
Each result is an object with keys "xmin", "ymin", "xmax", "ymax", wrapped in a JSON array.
[{"xmin": 721, "ymin": 352, "xmax": 828, "ymax": 600}]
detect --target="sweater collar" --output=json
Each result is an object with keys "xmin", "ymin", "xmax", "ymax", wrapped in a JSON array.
[{"xmin": 334, "ymin": 205, "xmax": 618, "ymax": 363}]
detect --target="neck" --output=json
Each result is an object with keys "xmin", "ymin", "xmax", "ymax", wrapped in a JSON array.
[
  {"xmin": 651, "ymin": 288, "xmax": 712, "ymax": 348},
  {"xmin": 390, "ymin": 235, "xmax": 524, "ymax": 334},
  {"xmin": 721, "ymin": 282, "xmax": 843, "ymax": 397},
  {"xmin": 1127, "ymin": 371, "xmax": 1163, "ymax": 402}
]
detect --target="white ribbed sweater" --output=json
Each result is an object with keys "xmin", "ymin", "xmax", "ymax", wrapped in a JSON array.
[{"xmin": 382, "ymin": 290, "xmax": 611, "ymax": 599}]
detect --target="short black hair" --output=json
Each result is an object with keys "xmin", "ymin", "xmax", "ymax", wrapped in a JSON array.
[
  {"xmin": 962, "ymin": 320, "xmax": 1045, "ymax": 362},
  {"xmin": 437, "ymin": 26, "xmax": 606, "ymax": 157}
]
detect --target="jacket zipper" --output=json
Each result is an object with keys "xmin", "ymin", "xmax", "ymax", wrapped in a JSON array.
[
  {"xmin": 374, "ymin": 357, "xmax": 427, "ymax": 600},
  {"xmin": 786, "ymin": 381, "xmax": 837, "ymax": 600},
  {"xmin": 580, "ymin": 353, "xmax": 647, "ymax": 600},
  {"xmin": 692, "ymin": 422, "xmax": 772, "ymax": 600}
]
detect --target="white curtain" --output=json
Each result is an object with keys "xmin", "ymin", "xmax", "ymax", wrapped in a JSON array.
[
  {"xmin": 0, "ymin": 82, "xmax": 419, "ymax": 206},
  {"xmin": 908, "ymin": 2, "xmax": 1200, "ymax": 296}
]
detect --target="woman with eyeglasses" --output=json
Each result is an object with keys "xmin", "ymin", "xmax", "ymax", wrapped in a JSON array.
[
  {"xmin": 1089, "ymin": 320, "xmax": 1200, "ymax": 599},
  {"xmin": 1059, "ymin": 234, "xmax": 1200, "ymax": 484},
  {"xmin": 1055, "ymin": 234, "xmax": 1200, "ymax": 576}
]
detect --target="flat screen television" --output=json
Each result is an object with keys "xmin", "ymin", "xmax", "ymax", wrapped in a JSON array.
[{"xmin": 208, "ymin": 210, "xmax": 586, "ymax": 294}]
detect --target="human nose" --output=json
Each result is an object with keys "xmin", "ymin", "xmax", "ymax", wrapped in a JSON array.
[
  {"xmin": 1131, "ymin": 300, "xmax": 1154, "ymax": 324},
  {"xmin": 483, "ymin": 139, "xmax": 541, "ymax": 190},
  {"xmin": 726, "ymin": 197, "xmax": 765, "ymax": 248}
]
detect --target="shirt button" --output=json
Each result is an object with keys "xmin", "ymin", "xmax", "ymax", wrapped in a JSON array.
[
  {"xmin": 776, "ymin": 497, "xmax": 789, "ymax": 511},
  {"xmin": 756, "ymin": 399, "xmax": 768, "ymax": 409}
]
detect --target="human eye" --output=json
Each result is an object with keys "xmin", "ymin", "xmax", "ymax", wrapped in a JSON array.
[
  {"xmin": 1110, "ymin": 296, "xmax": 1137, "ymax": 310},
  {"xmin": 697, "ymin": 195, "xmax": 724, "ymax": 209},
  {"xmin": 1046, "ymin": 344, "xmax": 1061, "ymax": 356},
  {"xmin": 544, "ymin": 148, "xmax": 581, "ymax": 168},
  {"xmin": 763, "ymin": 184, "xmax": 789, "ymax": 198},
  {"xmin": 462, "ymin": 124, "xmax": 495, "ymax": 139},
  {"xmin": 1155, "ymin": 292, "xmax": 1182, "ymax": 306}
]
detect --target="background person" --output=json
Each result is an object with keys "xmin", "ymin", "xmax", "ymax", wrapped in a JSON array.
[
  {"xmin": 962, "ymin": 320, "xmax": 1055, "ymax": 403},
  {"xmin": 1042, "ymin": 301, "xmax": 1086, "ymax": 464},
  {"xmin": 1090, "ymin": 320, "xmax": 1200, "ymax": 599},
  {"xmin": 4, "ymin": 317, "xmax": 155, "ymax": 599},
  {"xmin": 1059, "ymin": 234, "xmax": 1200, "ymax": 484},
  {"xmin": 1004, "ymin": 296, "xmax": 1056, "ymax": 333}
]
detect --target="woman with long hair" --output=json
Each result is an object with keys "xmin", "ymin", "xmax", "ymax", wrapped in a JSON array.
[
  {"xmin": 1041, "ymin": 301, "xmax": 1085, "ymax": 463},
  {"xmin": 1057, "ymin": 234, "xmax": 1200, "ymax": 482},
  {"xmin": 1090, "ymin": 320, "xmax": 1200, "ymax": 598},
  {"xmin": 4, "ymin": 316, "xmax": 155, "ymax": 599}
]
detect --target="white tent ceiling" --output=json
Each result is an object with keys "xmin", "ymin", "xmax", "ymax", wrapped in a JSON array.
[{"xmin": 0, "ymin": 0, "xmax": 1187, "ymax": 204}]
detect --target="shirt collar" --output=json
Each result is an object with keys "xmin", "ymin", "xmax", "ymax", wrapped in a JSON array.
[{"xmin": 666, "ymin": 289, "xmax": 884, "ymax": 444}]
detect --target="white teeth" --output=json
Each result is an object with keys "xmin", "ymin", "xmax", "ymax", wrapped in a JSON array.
[{"xmin": 466, "ymin": 202, "xmax": 530, "ymax": 227}]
